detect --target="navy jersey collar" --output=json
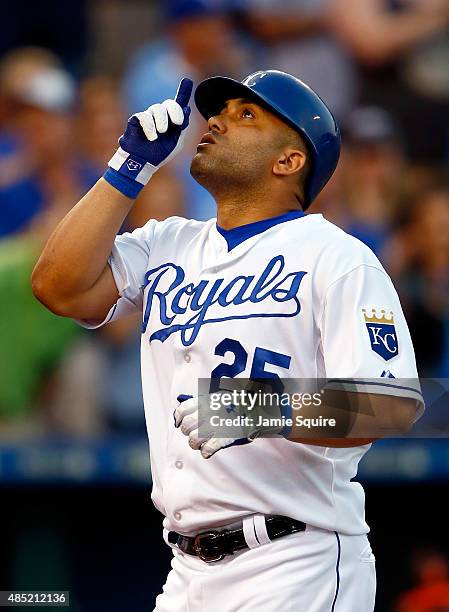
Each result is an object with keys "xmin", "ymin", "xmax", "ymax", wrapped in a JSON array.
[{"xmin": 216, "ymin": 209, "xmax": 305, "ymax": 251}]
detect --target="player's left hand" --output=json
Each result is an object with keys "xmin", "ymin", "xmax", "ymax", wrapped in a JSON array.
[
  {"xmin": 174, "ymin": 392, "xmax": 291, "ymax": 459},
  {"xmin": 174, "ymin": 394, "xmax": 252, "ymax": 459}
]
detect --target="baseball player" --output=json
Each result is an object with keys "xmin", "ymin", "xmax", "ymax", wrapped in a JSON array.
[{"xmin": 32, "ymin": 70, "xmax": 423, "ymax": 611}]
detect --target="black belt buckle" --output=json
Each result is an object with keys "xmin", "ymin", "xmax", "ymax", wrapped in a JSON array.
[{"xmin": 193, "ymin": 531, "xmax": 226, "ymax": 563}]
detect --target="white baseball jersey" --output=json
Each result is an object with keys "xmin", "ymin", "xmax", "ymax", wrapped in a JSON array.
[{"xmin": 80, "ymin": 210, "xmax": 422, "ymax": 536}]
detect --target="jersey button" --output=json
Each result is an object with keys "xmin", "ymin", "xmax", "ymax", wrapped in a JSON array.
[
  {"xmin": 174, "ymin": 511, "xmax": 182, "ymax": 521},
  {"xmin": 175, "ymin": 460, "xmax": 183, "ymax": 469},
  {"xmin": 184, "ymin": 353, "xmax": 191, "ymax": 363}
]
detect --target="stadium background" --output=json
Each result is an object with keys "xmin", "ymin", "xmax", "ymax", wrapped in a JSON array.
[{"xmin": 0, "ymin": 0, "xmax": 448, "ymax": 610}]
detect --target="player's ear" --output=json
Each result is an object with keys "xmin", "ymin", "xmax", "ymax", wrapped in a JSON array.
[{"xmin": 272, "ymin": 149, "xmax": 307, "ymax": 178}]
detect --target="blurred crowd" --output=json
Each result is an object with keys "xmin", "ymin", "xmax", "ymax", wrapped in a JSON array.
[
  {"xmin": 395, "ymin": 548, "xmax": 449, "ymax": 612},
  {"xmin": 0, "ymin": 0, "xmax": 448, "ymax": 438}
]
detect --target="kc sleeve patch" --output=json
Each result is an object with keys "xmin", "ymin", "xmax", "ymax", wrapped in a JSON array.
[{"xmin": 363, "ymin": 308, "xmax": 399, "ymax": 361}]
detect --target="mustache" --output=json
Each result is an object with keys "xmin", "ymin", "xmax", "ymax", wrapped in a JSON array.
[{"xmin": 199, "ymin": 131, "xmax": 223, "ymax": 145}]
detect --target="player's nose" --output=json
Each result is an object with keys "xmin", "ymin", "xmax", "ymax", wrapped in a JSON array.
[{"xmin": 207, "ymin": 113, "xmax": 227, "ymax": 134}]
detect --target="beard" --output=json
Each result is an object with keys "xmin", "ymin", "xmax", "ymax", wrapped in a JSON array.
[
  {"xmin": 190, "ymin": 145, "xmax": 265, "ymax": 199},
  {"xmin": 190, "ymin": 148, "xmax": 222, "ymax": 191}
]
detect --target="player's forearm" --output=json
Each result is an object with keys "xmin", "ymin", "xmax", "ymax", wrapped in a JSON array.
[
  {"xmin": 356, "ymin": 13, "xmax": 445, "ymax": 63},
  {"xmin": 32, "ymin": 178, "xmax": 134, "ymax": 313},
  {"xmin": 331, "ymin": 0, "xmax": 447, "ymax": 64},
  {"xmin": 287, "ymin": 392, "xmax": 417, "ymax": 446}
]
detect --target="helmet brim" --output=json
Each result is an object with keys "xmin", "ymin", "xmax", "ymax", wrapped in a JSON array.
[{"xmin": 195, "ymin": 76, "xmax": 278, "ymax": 123}]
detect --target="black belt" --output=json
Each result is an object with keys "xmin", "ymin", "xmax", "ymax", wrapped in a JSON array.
[{"xmin": 168, "ymin": 515, "xmax": 306, "ymax": 563}]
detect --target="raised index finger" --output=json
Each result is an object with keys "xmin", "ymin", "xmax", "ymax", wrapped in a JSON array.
[{"xmin": 175, "ymin": 78, "xmax": 193, "ymax": 107}]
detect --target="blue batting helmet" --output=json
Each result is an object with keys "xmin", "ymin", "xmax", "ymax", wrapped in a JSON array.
[{"xmin": 194, "ymin": 70, "xmax": 341, "ymax": 208}]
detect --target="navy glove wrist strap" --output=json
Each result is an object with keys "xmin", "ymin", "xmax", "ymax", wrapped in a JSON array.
[
  {"xmin": 104, "ymin": 147, "xmax": 157, "ymax": 198},
  {"xmin": 103, "ymin": 168, "xmax": 143, "ymax": 199}
]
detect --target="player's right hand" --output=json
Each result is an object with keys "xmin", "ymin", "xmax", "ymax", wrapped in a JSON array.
[{"xmin": 103, "ymin": 78, "xmax": 193, "ymax": 199}]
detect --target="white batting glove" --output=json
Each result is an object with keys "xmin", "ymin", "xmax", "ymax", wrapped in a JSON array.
[
  {"xmin": 174, "ymin": 392, "xmax": 292, "ymax": 459},
  {"xmin": 174, "ymin": 394, "xmax": 248, "ymax": 459}
]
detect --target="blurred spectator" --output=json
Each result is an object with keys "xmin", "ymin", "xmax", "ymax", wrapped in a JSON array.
[
  {"xmin": 87, "ymin": 0, "xmax": 158, "ymax": 77},
  {"xmin": 0, "ymin": 48, "xmax": 59, "ymax": 237},
  {"xmin": 123, "ymin": 0, "xmax": 252, "ymax": 220},
  {"xmin": 0, "ymin": 47, "xmax": 61, "ymax": 115},
  {"xmin": 96, "ymin": 315, "xmax": 146, "ymax": 435},
  {"xmin": 331, "ymin": 0, "xmax": 449, "ymax": 163},
  {"xmin": 395, "ymin": 548, "xmax": 449, "ymax": 612},
  {"xmin": 76, "ymin": 76, "xmax": 126, "ymax": 172},
  {"xmin": 238, "ymin": 0, "xmax": 356, "ymax": 118},
  {"xmin": 316, "ymin": 106, "xmax": 408, "ymax": 257},
  {"xmin": 338, "ymin": 106, "xmax": 408, "ymax": 257},
  {"xmin": 0, "ymin": 235, "xmax": 80, "ymax": 432},
  {"xmin": 387, "ymin": 181, "xmax": 449, "ymax": 375},
  {"xmin": 124, "ymin": 0, "xmax": 246, "ymax": 113},
  {"xmin": 0, "ymin": 48, "xmax": 98, "ymax": 238}
]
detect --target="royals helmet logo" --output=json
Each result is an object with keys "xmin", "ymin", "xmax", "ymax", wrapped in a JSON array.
[{"xmin": 363, "ymin": 308, "xmax": 398, "ymax": 361}]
